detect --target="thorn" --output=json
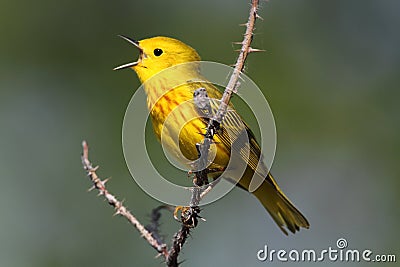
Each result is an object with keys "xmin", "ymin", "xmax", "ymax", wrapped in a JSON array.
[
  {"xmin": 113, "ymin": 209, "xmax": 121, "ymax": 216},
  {"xmin": 92, "ymin": 166, "xmax": 99, "ymax": 171},
  {"xmin": 232, "ymin": 41, "xmax": 243, "ymax": 45},
  {"xmin": 87, "ymin": 185, "xmax": 96, "ymax": 192},
  {"xmin": 239, "ymin": 22, "xmax": 248, "ymax": 27},
  {"xmin": 97, "ymin": 191, "xmax": 104, "ymax": 196},
  {"xmin": 248, "ymin": 47, "xmax": 265, "ymax": 53},
  {"xmin": 101, "ymin": 178, "xmax": 110, "ymax": 186},
  {"xmin": 155, "ymin": 253, "xmax": 163, "ymax": 259},
  {"xmin": 256, "ymin": 13, "xmax": 264, "ymax": 20}
]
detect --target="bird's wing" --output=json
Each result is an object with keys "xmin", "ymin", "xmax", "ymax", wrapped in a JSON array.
[{"xmin": 188, "ymin": 81, "xmax": 269, "ymax": 177}]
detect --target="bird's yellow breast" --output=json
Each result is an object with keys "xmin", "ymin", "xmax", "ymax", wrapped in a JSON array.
[{"xmin": 146, "ymin": 83, "xmax": 229, "ymax": 168}]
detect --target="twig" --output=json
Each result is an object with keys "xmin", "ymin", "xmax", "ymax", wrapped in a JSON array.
[
  {"xmin": 192, "ymin": 0, "xmax": 261, "ymax": 214},
  {"xmin": 167, "ymin": 225, "xmax": 191, "ymax": 266},
  {"xmin": 215, "ymin": 0, "xmax": 261, "ymax": 123},
  {"xmin": 81, "ymin": 141, "xmax": 169, "ymax": 258},
  {"xmin": 193, "ymin": 0, "xmax": 261, "ymax": 186},
  {"xmin": 146, "ymin": 205, "xmax": 174, "ymax": 245}
]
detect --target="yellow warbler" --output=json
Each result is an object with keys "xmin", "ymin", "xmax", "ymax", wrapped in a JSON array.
[{"xmin": 115, "ymin": 36, "xmax": 309, "ymax": 234}]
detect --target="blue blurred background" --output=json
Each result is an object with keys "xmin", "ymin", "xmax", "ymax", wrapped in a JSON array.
[{"xmin": 1, "ymin": 0, "xmax": 399, "ymax": 266}]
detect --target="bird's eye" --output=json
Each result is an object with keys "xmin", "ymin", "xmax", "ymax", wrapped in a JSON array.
[{"xmin": 153, "ymin": 48, "xmax": 163, "ymax": 56}]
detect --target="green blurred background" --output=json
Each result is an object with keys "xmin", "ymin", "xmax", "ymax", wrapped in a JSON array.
[{"xmin": 1, "ymin": 0, "xmax": 399, "ymax": 266}]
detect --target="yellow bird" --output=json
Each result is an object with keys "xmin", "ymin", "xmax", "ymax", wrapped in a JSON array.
[{"xmin": 115, "ymin": 36, "xmax": 309, "ymax": 235}]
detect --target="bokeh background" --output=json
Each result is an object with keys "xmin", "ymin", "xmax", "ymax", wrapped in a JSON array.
[{"xmin": 1, "ymin": 0, "xmax": 399, "ymax": 266}]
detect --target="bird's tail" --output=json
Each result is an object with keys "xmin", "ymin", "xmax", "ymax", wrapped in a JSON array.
[{"xmin": 251, "ymin": 172, "xmax": 310, "ymax": 235}]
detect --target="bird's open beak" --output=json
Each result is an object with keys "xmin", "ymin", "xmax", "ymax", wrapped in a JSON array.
[{"xmin": 113, "ymin": 35, "xmax": 144, "ymax": 70}]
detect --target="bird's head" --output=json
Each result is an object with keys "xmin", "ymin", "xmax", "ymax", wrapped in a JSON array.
[{"xmin": 114, "ymin": 36, "xmax": 201, "ymax": 83}]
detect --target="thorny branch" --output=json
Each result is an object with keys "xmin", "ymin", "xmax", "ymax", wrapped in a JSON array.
[
  {"xmin": 81, "ymin": 0, "xmax": 262, "ymax": 266},
  {"xmin": 145, "ymin": 205, "xmax": 174, "ymax": 246},
  {"xmin": 81, "ymin": 141, "xmax": 168, "ymax": 258}
]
